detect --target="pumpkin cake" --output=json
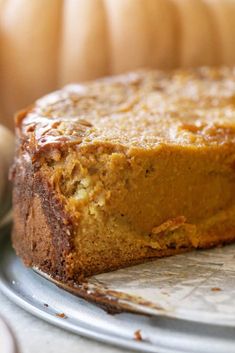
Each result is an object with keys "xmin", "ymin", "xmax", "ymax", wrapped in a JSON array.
[{"xmin": 12, "ymin": 68, "xmax": 235, "ymax": 282}]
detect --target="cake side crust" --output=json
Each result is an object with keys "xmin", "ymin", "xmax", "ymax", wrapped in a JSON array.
[{"xmin": 11, "ymin": 150, "xmax": 75, "ymax": 281}]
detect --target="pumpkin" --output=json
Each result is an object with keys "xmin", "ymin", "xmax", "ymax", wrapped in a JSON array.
[{"xmin": 1, "ymin": 0, "xmax": 235, "ymax": 128}]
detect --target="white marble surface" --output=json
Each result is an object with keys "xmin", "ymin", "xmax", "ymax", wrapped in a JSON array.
[{"xmin": 0, "ymin": 291, "xmax": 135, "ymax": 353}]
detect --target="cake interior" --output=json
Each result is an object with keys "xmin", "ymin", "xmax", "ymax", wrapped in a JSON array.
[{"xmin": 39, "ymin": 141, "xmax": 235, "ymax": 277}]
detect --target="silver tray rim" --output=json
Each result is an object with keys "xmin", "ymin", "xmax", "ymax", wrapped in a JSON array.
[
  {"xmin": 1, "ymin": 232, "xmax": 235, "ymax": 353},
  {"xmin": 0, "ymin": 233, "xmax": 191, "ymax": 353}
]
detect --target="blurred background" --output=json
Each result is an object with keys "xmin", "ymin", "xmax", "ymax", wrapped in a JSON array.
[{"xmin": 1, "ymin": 0, "xmax": 235, "ymax": 129}]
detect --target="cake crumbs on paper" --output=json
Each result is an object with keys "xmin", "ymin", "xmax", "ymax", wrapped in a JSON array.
[
  {"xmin": 56, "ymin": 313, "xmax": 67, "ymax": 319},
  {"xmin": 134, "ymin": 329, "xmax": 142, "ymax": 341},
  {"xmin": 211, "ymin": 287, "xmax": 222, "ymax": 292}
]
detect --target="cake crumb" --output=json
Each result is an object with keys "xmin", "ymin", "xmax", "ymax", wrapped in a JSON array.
[
  {"xmin": 211, "ymin": 287, "xmax": 221, "ymax": 292},
  {"xmin": 56, "ymin": 313, "xmax": 67, "ymax": 319},
  {"xmin": 134, "ymin": 329, "xmax": 142, "ymax": 341},
  {"xmin": 44, "ymin": 303, "xmax": 49, "ymax": 307}
]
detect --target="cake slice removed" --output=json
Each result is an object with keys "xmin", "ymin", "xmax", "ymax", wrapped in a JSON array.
[{"xmin": 12, "ymin": 68, "xmax": 235, "ymax": 282}]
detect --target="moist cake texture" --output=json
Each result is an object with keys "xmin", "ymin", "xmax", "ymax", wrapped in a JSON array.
[{"xmin": 12, "ymin": 68, "xmax": 235, "ymax": 282}]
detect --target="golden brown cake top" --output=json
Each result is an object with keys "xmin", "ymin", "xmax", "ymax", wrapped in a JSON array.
[{"xmin": 18, "ymin": 67, "xmax": 235, "ymax": 152}]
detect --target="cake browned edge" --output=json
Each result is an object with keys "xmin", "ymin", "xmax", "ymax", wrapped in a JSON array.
[{"xmin": 11, "ymin": 108, "xmax": 76, "ymax": 283}]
